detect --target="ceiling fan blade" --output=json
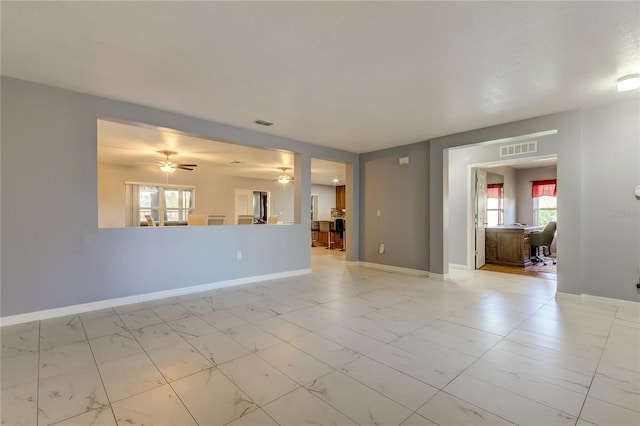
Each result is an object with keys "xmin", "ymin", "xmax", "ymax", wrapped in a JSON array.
[
  {"xmin": 177, "ymin": 166, "xmax": 194, "ymax": 170},
  {"xmin": 177, "ymin": 164, "xmax": 198, "ymax": 167}
]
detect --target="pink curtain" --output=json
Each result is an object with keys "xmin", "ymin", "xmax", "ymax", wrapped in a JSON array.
[
  {"xmin": 487, "ymin": 183, "xmax": 503, "ymax": 199},
  {"xmin": 531, "ymin": 179, "xmax": 557, "ymax": 197}
]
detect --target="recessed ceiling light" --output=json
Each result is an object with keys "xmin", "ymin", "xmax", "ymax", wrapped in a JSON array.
[
  {"xmin": 332, "ymin": 177, "xmax": 340, "ymax": 183},
  {"xmin": 617, "ymin": 74, "xmax": 640, "ymax": 92}
]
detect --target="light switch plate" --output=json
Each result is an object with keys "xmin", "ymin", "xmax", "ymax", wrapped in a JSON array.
[{"xmin": 636, "ymin": 185, "xmax": 640, "ymax": 197}]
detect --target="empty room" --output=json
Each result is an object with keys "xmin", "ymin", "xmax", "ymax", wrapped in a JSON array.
[{"xmin": 1, "ymin": 2, "xmax": 639, "ymax": 426}]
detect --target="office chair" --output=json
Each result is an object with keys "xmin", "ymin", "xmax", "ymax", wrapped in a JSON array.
[
  {"xmin": 530, "ymin": 221, "xmax": 557, "ymax": 265},
  {"xmin": 207, "ymin": 214, "xmax": 225, "ymax": 225},
  {"xmin": 318, "ymin": 220, "xmax": 334, "ymax": 250}
]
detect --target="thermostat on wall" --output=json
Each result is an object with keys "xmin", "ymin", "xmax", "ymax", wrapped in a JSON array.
[{"xmin": 636, "ymin": 185, "xmax": 640, "ymax": 197}]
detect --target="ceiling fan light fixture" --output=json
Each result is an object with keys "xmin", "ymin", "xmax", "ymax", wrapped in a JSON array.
[
  {"xmin": 160, "ymin": 163, "xmax": 176, "ymax": 173},
  {"xmin": 157, "ymin": 150, "xmax": 197, "ymax": 172},
  {"xmin": 332, "ymin": 177, "xmax": 340, "ymax": 184},
  {"xmin": 277, "ymin": 167, "xmax": 292, "ymax": 184},
  {"xmin": 617, "ymin": 74, "xmax": 640, "ymax": 92}
]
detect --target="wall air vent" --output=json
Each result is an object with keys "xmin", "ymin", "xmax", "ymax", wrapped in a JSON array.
[
  {"xmin": 499, "ymin": 141, "xmax": 537, "ymax": 157},
  {"xmin": 253, "ymin": 120, "xmax": 274, "ymax": 126}
]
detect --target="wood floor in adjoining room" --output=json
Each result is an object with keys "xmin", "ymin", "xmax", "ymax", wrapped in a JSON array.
[
  {"xmin": 1, "ymin": 252, "xmax": 638, "ymax": 426},
  {"xmin": 480, "ymin": 256, "xmax": 557, "ymax": 280}
]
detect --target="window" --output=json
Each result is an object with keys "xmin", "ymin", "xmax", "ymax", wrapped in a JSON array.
[
  {"xmin": 533, "ymin": 195, "xmax": 557, "ymax": 226},
  {"xmin": 126, "ymin": 182, "xmax": 194, "ymax": 227},
  {"xmin": 531, "ymin": 179, "xmax": 557, "ymax": 226},
  {"xmin": 487, "ymin": 183, "xmax": 503, "ymax": 226}
]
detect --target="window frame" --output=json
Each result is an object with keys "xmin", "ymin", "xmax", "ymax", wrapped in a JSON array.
[
  {"xmin": 486, "ymin": 183, "xmax": 504, "ymax": 226},
  {"xmin": 126, "ymin": 181, "xmax": 195, "ymax": 227},
  {"xmin": 533, "ymin": 195, "xmax": 557, "ymax": 226},
  {"xmin": 487, "ymin": 196, "xmax": 504, "ymax": 226}
]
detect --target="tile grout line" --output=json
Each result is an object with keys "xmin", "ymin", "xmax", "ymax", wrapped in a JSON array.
[
  {"xmin": 116, "ymin": 304, "xmax": 204, "ymax": 425},
  {"xmin": 213, "ymin": 352, "xmax": 303, "ymax": 424},
  {"xmin": 378, "ymin": 334, "xmax": 507, "ymax": 425},
  {"xmin": 141, "ymin": 346, "xmax": 202, "ymax": 426},
  {"xmin": 122, "ymin": 296, "xmax": 296, "ymax": 425},
  {"xmin": 422, "ymin": 293, "xmax": 579, "ymax": 422},
  {"xmin": 574, "ymin": 305, "xmax": 619, "ymax": 423},
  {"xmin": 36, "ymin": 320, "xmax": 41, "ymax": 426},
  {"xmin": 276, "ymin": 284, "xmax": 484, "ymax": 419},
  {"xmin": 371, "ymin": 291, "xmax": 515, "ymax": 424},
  {"xmin": 230, "ymin": 307, "xmax": 417, "ymax": 425},
  {"xmin": 78, "ymin": 313, "xmax": 119, "ymax": 426},
  {"xmin": 304, "ymin": 372, "xmax": 365, "ymax": 426}
]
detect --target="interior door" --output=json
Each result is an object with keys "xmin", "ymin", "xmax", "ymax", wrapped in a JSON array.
[{"xmin": 475, "ymin": 168, "xmax": 488, "ymax": 268}]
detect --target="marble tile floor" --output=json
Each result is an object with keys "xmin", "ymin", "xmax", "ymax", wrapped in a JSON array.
[{"xmin": 2, "ymin": 248, "xmax": 638, "ymax": 425}]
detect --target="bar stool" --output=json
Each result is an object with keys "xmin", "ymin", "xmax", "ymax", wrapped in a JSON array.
[{"xmin": 318, "ymin": 220, "xmax": 334, "ymax": 250}]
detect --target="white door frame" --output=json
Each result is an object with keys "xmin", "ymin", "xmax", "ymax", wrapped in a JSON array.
[
  {"xmin": 234, "ymin": 188, "xmax": 253, "ymax": 223},
  {"xmin": 474, "ymin": 168, "xmax": 487, "ymax": 269}
]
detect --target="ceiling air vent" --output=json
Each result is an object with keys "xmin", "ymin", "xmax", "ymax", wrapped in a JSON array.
[
  {"xmin": 499, "ymin": 141, "xmax": 537, "ymax": 157},
  {"xmin": 254, "ymin": 120, "xmax": 273, "ymax": 126}
]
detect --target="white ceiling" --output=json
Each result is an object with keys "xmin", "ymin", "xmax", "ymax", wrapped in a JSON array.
[{"xmin": 2, "ymin": 2, "xmax": 639, "ymax": 154}]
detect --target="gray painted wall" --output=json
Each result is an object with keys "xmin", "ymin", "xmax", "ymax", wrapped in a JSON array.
[
  {"xmin": 580, "ymin": 100, "xmax": 640, "ymax": 301},
  {"xmin": 359, "ymin": 142, "xmax": 429, "ymax": 271},
  {"xmin": 447, "ymin": 148, "xmax": 472, "ymax": 267},
  {"xmin": 3, "ymin": 77, "xmax": 638, "ymax": 318},
  {"xmin": 1, "ymin": 77, "xmax": 359, "ymax": 316},
  {"xmin": 515, "ymin": 166, "xmax": 557, "ymax": 226},
  {"xmin": 430, "ymin": 101, "xmax": 639, "ymax": 301},
  {"xmin": 311, "ymin": 184, "xmax": 336, "ymax": 221}
]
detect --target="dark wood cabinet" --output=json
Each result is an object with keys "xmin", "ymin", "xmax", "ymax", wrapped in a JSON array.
[{"xmin": 336, "ymin": 185, "xmax": 346, "ymax": 210}]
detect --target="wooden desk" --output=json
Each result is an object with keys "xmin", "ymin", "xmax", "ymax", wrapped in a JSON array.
[{"xmin": 485, "ymin": 225, "xmax": 541, "ymax": 267}]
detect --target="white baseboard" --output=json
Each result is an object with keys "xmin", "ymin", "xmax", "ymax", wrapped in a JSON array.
[
  {"xmin": 428, "ymin": 272, "xmax": 448, "ymax": 281},
  {"xmin": 356, "ymin": 261, "xmax": 429, "ymax": 277},
  {"xmin": 580, "ymin": 294, "xmax": 640, "ymax": 307},
  {"xmin": 448, "ymin": 263, "xmax": 470, "ymax": 270},
  {"xmin": 0, "ymin": 269, "xmax": 312, "ymax": 326},
  {"xmin": 556, "ymin": 292, "xmax": 639, "ymax": 307}
]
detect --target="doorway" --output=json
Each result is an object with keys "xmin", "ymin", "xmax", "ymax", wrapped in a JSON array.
[
  {"xmin": 310, "ymin": 158, "xmax": 348, "ymax": 261},
  {"xmin": 234, "ymin": 188, "xmax": 271, "ymax": 224},
  {"xmin": 448, "ymin": 151, "xmax": 558, "ymax": 278}
]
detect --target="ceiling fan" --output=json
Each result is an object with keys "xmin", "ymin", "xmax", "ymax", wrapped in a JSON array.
[
  {"xmin": 157, "ymin": 150, "xmax": 198, "ymax": 172},
  {"xmin": 277, "ymin": 167, "xmax": 294, "ymax": 183}
]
